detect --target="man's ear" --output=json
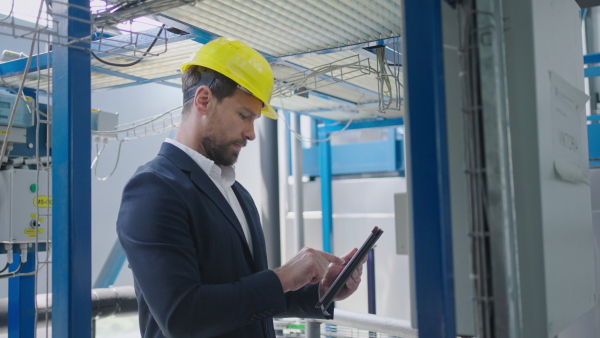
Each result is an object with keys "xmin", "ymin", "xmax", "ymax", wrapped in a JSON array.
[{"xmin": 193, "ymin": 86, "xmax": 212, "ymax": 116}]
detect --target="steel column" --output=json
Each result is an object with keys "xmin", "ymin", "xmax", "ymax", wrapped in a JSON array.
[
  {"xmin": 318, "ymin": 129, "xmax": 333, "ymax": 253},
  {"xmin": 291, "ymin": 113, "xmax": 305, "ymax": 252},
  {"xmin": 52, "ymin": 0, "xmax": 92, "ymax": 337},
  {"xmin": 8, "ymin": 252, "xmax": 35, "ymax": 337},
  {"xmin": 403, "ymin": 0, "xmax": 456, "ymax": 337}
]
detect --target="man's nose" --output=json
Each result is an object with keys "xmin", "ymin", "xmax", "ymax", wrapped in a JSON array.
[{"xmin": 243, "ymin": 122, "xmax": 255, "ymax": 141}]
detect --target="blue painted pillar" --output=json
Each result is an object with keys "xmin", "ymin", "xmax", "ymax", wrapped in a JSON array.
[
  {"xmin": 403, "ymin": 0, "xmax": 456, "ymax": 337},
  {"xmin": 52, "ymin": 0, "xmax": 92, "ymax": 337},
  {"xmin": 318, "ymin": 129, "xmax": 333, "ymax": 253},
  {"xmin": 8, "ymin": 251, "xmax": 36, "ymax": 337}
]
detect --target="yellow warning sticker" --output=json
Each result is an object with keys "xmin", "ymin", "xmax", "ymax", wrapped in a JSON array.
[
  {"xmin": 33, "ymin": 196, "xmax": 52, "ymax": 208},
  {"xmin": 0, "ymin": 130, "xmax": 12, "ymax": 135},
  {"xmin": 31, "ymin": 214, "xmax": 37, "ymax": 219},
  {"xmin": 24, "ymin": 229, "xmax": 44, "ymax": 234}
]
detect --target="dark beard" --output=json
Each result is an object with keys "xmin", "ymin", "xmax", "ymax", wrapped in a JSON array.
[{"xmin": 202, "ymin": 136, "xmax": 245, "ymax": 166}]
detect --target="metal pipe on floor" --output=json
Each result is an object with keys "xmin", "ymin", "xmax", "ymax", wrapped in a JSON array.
[
  {"xmin": 0, "ymin": 286, "xmax": 138, "ymax": 334},
  {"xmin": 312, "ymin": 309, "xmax": 418, "ymax": 338}
]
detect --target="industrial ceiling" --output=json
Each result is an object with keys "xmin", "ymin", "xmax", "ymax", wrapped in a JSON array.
[{"xmin": 0, "ymin": 0, "xmax": 404, "ymax": 121}]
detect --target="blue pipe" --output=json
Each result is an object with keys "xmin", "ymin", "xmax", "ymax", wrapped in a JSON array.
[
  {"xmin": 8, "ymin": 252, "xmax": 36, "ymax": 337},
  {"xmin": 318, "ymin": 129, "xmax": 333, "ymax": 253}
]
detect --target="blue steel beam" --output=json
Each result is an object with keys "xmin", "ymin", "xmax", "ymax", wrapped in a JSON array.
[
  {"xmin": 0, "ymin": 53, "xmax": 52, "ymax": 78},
  {"xmin": 52, "ymin": 0, "xmax": 92, "ymax": 337},
  {"xmin": 404, "ymin": 0, "xmax": 456, "ymax": 337},
  {"xmin": 584, "ymin": 66, "xmax": 600, "ymax": 77},
  {"xmin": 584, "ymin": 52, "xmax": 600, "ymax": 64},
  {"xmin": 8, "ymin": 252, "xmax": 36, "ymax": 337}
]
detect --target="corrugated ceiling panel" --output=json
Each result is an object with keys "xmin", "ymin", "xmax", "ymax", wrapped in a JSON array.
[
  {"xmin": 91, "ymin": 39, "xmax": 201, "ymax": 81},
  {"xmin": 162, "ymin": 0, "xmax": 402, "ymax": 57}
]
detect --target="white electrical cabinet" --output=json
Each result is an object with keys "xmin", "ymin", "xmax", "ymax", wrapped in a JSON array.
[{"xmin": 0, "ymin": 169, "xmax": 51, "ymax": 243}]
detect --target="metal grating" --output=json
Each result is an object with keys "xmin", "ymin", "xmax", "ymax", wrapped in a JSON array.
[{"xmin": 161, "ymin": 0, "xmax": 402, "ymax": 57}]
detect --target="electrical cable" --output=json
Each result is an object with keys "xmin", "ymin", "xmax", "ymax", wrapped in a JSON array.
[
  {"xmin": 0, "ymin": 0, "xmax": 14, "ymax": 22},
  {"xmin": 0, "ymin": 0, "xmax": 44, "ymax": 167},
  {"xmin": 91, "ymin": 24, "xmax": 165, "ymax": 67},
  {"xmin": 92, "ymin": 139, "xmax": 124, "ymax": 181},
  {"xmin": 277, "ymin": 97, "xmax": 355, "ymax": 144},
  {"xmin": 0, "ymin": 262, "xmax": 23, "ymax": 279},
  {"xmin": 0, "ymin": 262, "xmax": 8, "ymax": 273},
  {"xmin": 93, "ymin": 105, "xmax": 182, "ymax": 135}
]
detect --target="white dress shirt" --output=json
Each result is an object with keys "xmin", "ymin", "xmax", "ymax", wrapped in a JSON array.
[{"xmin": 165, "ymin": 138, "xmax": 253, "ymax": 256}]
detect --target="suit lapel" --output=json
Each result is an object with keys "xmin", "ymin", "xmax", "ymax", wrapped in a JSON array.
[{"xmin": 158, "ymin": 143, "xmax": 251, "ymax": 256}]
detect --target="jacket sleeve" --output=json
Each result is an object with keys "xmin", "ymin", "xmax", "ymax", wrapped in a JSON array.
[
  {"xmin": 278, "ymin": 283, "xmax": 335, "ymax": 319},
  {"xmin": 117, "ymin": 168, "xmax": 287, "ymax": 338}
]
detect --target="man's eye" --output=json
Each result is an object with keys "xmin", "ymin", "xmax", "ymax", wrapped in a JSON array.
[{"xmin": 240, "ymin": 113, "xmax": 250, "ymax": 120}]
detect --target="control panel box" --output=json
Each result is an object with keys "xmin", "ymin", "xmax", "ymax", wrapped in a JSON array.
[
  {"xmin": 0, "ymin": 169, "xmax": 51, "ymax": 243},
  {"xmin": 0, "ymin": 89, "xmax": 34, "ymax": 128}
]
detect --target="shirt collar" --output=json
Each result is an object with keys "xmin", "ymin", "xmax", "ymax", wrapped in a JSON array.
[{"xmin": 165, "ymin": 138, "xmax": 236, "ymax": 187}]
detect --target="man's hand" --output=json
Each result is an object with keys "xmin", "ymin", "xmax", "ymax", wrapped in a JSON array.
[
  {"xmin": 319, "ymin": 248, "xmax": 364, "ymax": 301},
  {"xmin": 274, "ymin": 248, "xmax": 344, "ymax": 293}
]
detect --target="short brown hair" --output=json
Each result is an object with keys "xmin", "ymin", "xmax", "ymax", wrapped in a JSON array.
[{"xmin": 181, "ymin": 66, "xmax": 238, "ymax": 115}]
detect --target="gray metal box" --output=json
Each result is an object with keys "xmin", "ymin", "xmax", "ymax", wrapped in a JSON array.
[
  {"xmin": 0, "ymin": 89, "xmax": 33, "ymax": 128},
  {"xmin": 91, "ymin": 109, "xmax": 119, "ymax": 132},
  {"xmin": 0, "ymin": 169, "xmax": 51, "ymax": 243}
]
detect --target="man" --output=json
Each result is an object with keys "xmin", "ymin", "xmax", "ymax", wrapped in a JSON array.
[{"xmin": 117, "ymin": 37, "xmax": 364, "ymax": 338}]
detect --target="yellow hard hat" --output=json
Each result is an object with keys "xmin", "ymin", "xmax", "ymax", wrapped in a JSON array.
[{"xmin": 180, "ymin": 37, "xmax": 277, "ymax": 119}]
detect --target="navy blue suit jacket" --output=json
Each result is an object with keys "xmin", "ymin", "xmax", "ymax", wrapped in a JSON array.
[{"xmin": 117, "ymin": 143, "xmax": 332, "ymax": 338}]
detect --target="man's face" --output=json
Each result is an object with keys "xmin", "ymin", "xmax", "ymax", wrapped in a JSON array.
[{"xmin": 201, "ymin": 89, "xmax": 262, "ymax": 166}]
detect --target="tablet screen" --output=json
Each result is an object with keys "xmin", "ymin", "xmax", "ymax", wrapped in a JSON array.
[{"xmin": 315, "ymin": 226, "xmax": 384, "ymax": 315}]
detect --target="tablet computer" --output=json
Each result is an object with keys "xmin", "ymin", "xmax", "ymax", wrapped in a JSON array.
[{"xmin": 315, "ymin": 226, "xmax": 384, "ymax": 315}]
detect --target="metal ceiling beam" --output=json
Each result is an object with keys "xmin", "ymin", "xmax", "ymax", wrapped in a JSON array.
[{"xmin": 0, "ymin": 52, "xmax": 51, "ymax": 78}]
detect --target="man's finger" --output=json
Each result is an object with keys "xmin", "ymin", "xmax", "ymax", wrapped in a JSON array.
[
  {"xmin": 318, "ymin": 250, "xmax": 345, "ymax": 265},
  {"xmin": 341, "ymin": 248, "xmax": 359, "ymax": 262}
]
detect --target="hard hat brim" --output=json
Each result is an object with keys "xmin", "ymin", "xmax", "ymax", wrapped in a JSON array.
[{"xmin": 262, "ymin": 105, "xmax": 278, "ymax": 120}]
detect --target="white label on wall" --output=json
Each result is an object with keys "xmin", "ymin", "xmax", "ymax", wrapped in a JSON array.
[{"xmin": 550, "ymin": 71, "xmax": 590, "ymax": 184}]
